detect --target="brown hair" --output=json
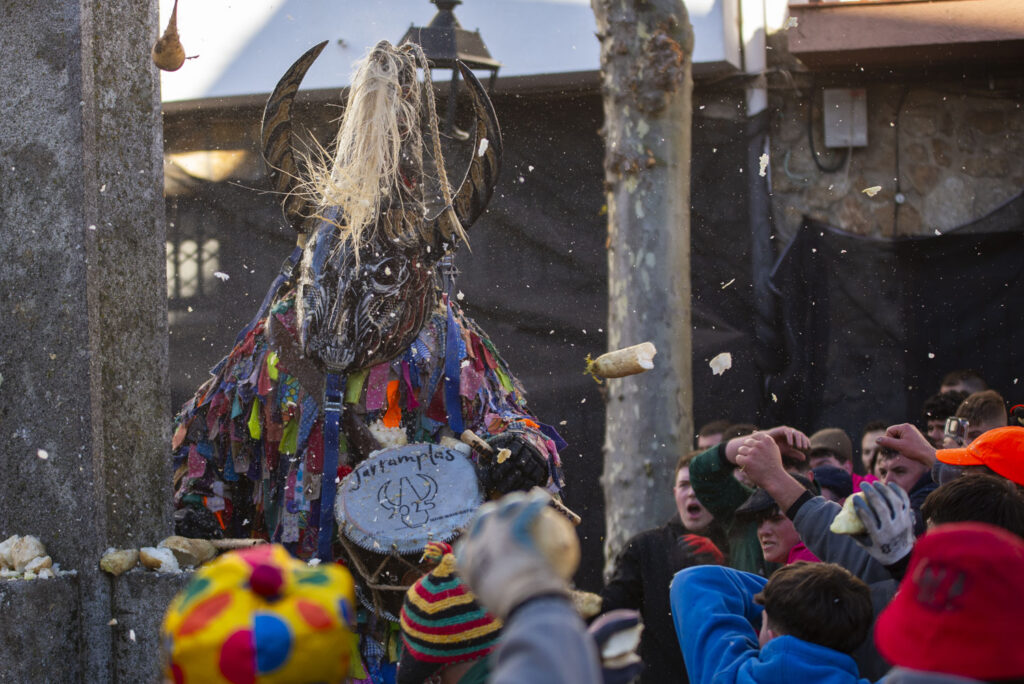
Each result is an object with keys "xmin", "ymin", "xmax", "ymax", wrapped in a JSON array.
[
  {"xmin": 753, "ymin": 562, "xmax": 872, "ymax": 654},
  {"xmin": 941, "ymin": 368, "xmax": 987, "ymax": 393},
  {"xmin": 956, "ymin": 390, "xmax": 1007, "ymax": 427},
  {"xmin": 922, "ymin": 390, "xmax": 968, "ymax": 423},
  {"xmin": 676, "ymin": 450, "xmax": 703, "ymax": 477},
  {"xmin": 698, "ymin": 419, "xmax": 731, "ymax": 438},
  {"xmin": 722, "ymin": 423, "xmax": 758, "ymax": 441},
  {"xmin": 922, "ymin": 472, "xmax": 1024, "ymax": 538}
]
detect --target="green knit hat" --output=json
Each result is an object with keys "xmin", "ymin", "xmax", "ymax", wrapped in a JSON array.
[{"xmin": 397, "ymin": 546, "xmax": 502, "ymax": 684}]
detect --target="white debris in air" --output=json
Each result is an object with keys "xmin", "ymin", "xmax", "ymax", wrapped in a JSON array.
[
  {"xmin": 478, "ymin": 138, "xmax": 489, "ymax": 157},
  {"xmin": 934, "ymin": 229, "xmax": 943, "ymax": 236},
  {"xmin": 709, "ymin": 352, "xmax": 732, "ymax": 376},
  {"xmin": 384, "ymin": 266, "xmax": 392, "ymax": 276},
  {"xmin": 108, "ymin": 619, "xmax": 118, "ymax": 626},
  {"xmin": 862, "ymin": 186, "xmax": 882, "ymax": 197},
  {"xmin": 213, "ymin": 272, "xmax": 230, "ymax": 281},
  {"xmin": 758, "ymin": 154, "xmax": 769, "ymax": 177},
  {"xmin": 528, "ymin": 165, "xmax": 535, "ymax": 172},
  {"xmin": 129, "ymin": 630, "xmax": 136, "ymax": 642},
  {"xmin": 928, "ymin": 353, "xmax": 935, "ymax": 359},
  {"xmin": 559, "ymin": 420, "xmax": 567, "ymax": 426},
  {"xmin": 581, "ymin": 398, "xmax": 587, "ymax": 404},
  {"xmin": 307, "ymin": 558, "xmax": 322, "ymax": 567},
  {"xmin": 785, "ymin": 16, "xmax": 798, "ymax": 29},
  {"xmin": 721, "ymin": 278, "xmax": 736, "ymax": 290},
  {"xmin": 36, "ymin": 449, "xmax": 48, "ymax": 460},
  {"xmin": 771, "ymin": 393, "xmax": 778, "ymax": 403},
  {"xmin": 457, "ymin": 290, "xmax": 465, "ymax": 301}
]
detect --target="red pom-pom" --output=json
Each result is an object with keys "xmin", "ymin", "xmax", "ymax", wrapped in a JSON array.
[{"xmin": 249, "ymin": 563, "xmax": 284, "ymax": 599}]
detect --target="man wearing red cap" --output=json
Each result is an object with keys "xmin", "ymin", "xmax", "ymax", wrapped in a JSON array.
[{"xmin": 874, "ymin": 522, "xmax": 1024, "ymax": 683}]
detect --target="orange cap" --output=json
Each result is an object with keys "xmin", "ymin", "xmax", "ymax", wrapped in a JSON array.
[{"xmin": 936, "ymin": 426, "xmax": 1024, "ymax": 485}]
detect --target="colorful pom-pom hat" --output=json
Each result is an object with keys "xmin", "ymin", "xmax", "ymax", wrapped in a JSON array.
[
  {"xmin": 397, "ymin": 543, "xmax": 502, "ymax": 684},
  {"xmin": 161, "ymin": 544, "xmax": 357, "ymax": 684}
]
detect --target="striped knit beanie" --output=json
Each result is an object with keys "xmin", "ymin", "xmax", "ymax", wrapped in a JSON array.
[{"xmin": 397, "ymin": 550, "xmax": 502, "ymax": 683}]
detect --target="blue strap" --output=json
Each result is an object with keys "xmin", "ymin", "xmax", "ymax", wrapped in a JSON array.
[
  {"xmin": 318, "ymin": 373, "xmax": 344, "ymax": 560},
  {"xmin": 296, "ymin": 395, "xmax": 319, "ymax": 455},
  {"xmin": 444, "ymin": 302, "xmax": 465, "ymax": 434},
  {"xmin": 233, "ymin": 245, "xmax": 303, "ymax": 346}
]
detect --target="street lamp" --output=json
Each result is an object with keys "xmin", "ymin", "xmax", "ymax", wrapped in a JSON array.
[{"xmin": 399, "ymin": 0, "xmax": 501, "ymax": 138}]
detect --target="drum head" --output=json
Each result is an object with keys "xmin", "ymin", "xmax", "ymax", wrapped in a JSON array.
[{"xmin": 335, "ymin": 443, "xmax": 483, "ymax": 555}]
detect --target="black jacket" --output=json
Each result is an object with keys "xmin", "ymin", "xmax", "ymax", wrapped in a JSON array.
[{"xmin": 598, "ymin": 519, "xmax": 724, "ymax": 684}]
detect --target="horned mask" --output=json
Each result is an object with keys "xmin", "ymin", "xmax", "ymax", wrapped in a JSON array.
[{"xmin": 261, "ymin": 40, "xmax": 502, "ymax": 373}]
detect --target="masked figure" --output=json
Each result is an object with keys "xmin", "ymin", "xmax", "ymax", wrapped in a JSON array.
[{"xmin": 170, "ymin": 42, "xmax": 568, "ymax": 661}]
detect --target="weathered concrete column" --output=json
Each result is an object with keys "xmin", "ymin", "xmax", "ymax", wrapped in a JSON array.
[
  {"xmin": 592, "ymin": 0, "xmax": 695, "ymax": 573},
  {"xmin": 0, "ymin": 1, "xmax": 169, "ymax": 680}
]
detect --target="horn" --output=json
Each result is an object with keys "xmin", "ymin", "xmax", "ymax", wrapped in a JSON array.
[
  {"xmin": 261, "ymin": 40, "xmax": 328, "ymax": 233},
  {"xmin": 430, "ymin": 61, "xmax": 503, "ymax": 244}
]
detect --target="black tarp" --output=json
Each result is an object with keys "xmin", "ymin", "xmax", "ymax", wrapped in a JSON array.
[{"xmin": 764, "ymin": 192, "xmax": 1024, "ymax": 443}]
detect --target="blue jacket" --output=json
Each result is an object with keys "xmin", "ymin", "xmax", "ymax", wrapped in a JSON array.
[{"xmin": 671, "ymin": 565, "xmax": 873, "ymax": 684}]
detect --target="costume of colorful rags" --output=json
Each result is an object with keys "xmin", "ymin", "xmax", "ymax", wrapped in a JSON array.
[{"xmin": 170, "ymin": 40, "xmax": 569, "ymax": 683}]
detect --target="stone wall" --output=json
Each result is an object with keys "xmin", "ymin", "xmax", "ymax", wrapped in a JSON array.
[{"xmin": 768, "ymin": 78, "xmax": 1024, "ymax": 241}]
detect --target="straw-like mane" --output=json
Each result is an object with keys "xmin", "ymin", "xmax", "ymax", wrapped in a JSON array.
[{"xmin": 301, "ymin": 41, "xmax": 463, "ymax": 255}]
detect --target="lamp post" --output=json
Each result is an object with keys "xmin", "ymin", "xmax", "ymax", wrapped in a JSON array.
[{"xmin": 399, "ymin": 0, "xmax": 501, "ymax": 138}]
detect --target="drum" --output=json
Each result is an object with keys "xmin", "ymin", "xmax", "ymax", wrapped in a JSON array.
[{"xmin": 334, "ymin": 443, "xmax": 483, "ymax": 619}]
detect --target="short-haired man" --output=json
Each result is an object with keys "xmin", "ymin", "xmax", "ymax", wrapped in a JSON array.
[
  {"xmin": 954, "ymin": 389, "xmax": 1007, "ymax": 445},
  {"xmin": 939, "ymin": 368, "xmax": 987, "ymax": 395},
  {"xmin": 809, "ymin": 428, "xmax": 878, "ymax": 489},
  {"xmin": 933, "ymin": 425, "xmax": 1024, "ymax": 486},
  {"xmin": 696, "ymin": 419, "xmax": 730, "ymax": 449},
  {"xmin": 599, "ymin": 451, "xmax": 724, "ymax": 683},
  {"xmin": 875, "ymin": 447, "xmax": 935, "ymax": 535},
  {"xmin": 921, "ymin": 472, "xmax": 1024, "ymax": 538},
  {"xmin": 859, "ymin": 420, "xmax": 888, "ymax": 477},
  {"xmin": 671, "ymin": 562, "xmax": 873, "ymax": 684},
  {"xmin": 921, "ymin": 391, "xmax": 968, "ymax": 448}
]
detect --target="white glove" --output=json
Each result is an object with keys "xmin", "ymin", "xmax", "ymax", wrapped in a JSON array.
[
  {"xmin": 455, "ymin": 490, "xmax": 574, "ymax": 620},
  {"xmin": 851, "ymin": 481, "xmax": 915, "ymax": 565}
]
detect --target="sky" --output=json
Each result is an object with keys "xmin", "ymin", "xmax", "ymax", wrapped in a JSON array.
[{"xmin": 158, "ymin": 0, "xmax": 741, "ymax": 102}]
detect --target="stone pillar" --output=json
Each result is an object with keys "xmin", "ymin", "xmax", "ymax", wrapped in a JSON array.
[{"xmin": 0, "ymin": 1, "xmax": 169, "ymax": 680}]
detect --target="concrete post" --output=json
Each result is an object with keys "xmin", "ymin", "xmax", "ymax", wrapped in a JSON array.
[{"xmin": 0, "ymin": 1, "xmax": 170, "ymax": 680}]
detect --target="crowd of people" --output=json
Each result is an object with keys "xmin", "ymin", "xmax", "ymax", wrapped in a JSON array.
[
  {"xmin": 162, "ymin": 368, "xmax": 1024, "ymax": 683},
  {"xmin": 597, "ymin": 367, "xmax": 1024, "ymax": 684},
  {"xmin": 392, "ymin": 369, "xmax": 1024, "ymax": 684}
]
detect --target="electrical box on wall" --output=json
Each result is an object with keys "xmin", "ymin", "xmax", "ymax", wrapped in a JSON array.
[{"xmin": 823, "ymin": 88, "xmax": 868, "ymax": 148}]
